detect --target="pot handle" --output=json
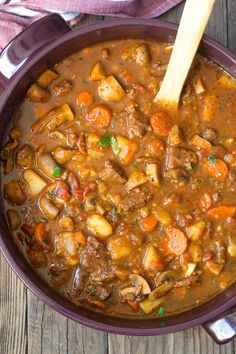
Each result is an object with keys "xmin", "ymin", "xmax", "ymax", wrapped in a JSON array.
[
  {"xmin": 0, "ymin": 14, "xmax": 72, "ymax": 91},
  {"xmin": 203, "ymin": 307, "xmax": 236, "ymax": 344}
]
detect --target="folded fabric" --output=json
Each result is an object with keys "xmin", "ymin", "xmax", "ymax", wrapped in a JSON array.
[{"xmin": 0, "ymin": 0, "xmax": 182, "ymax": 52}]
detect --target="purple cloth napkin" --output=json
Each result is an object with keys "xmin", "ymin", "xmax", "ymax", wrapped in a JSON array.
[{"xmin": 0, "ymin": 0, "xmax": 182, "ymax": 52}]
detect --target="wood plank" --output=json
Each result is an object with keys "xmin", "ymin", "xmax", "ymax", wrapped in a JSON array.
[
  {"xmin": 161, "ymin": 0, "xmax": 228, "ymax": 45},
  {"xmin": 27, "ymin": 291, "xmax": 68, "ymax": 354},
  {"xmin": 227, "ymin": 0, "xmax": 236, "ymax": 51},
  {"xmin": 68, "ymin": 322, "xmax": 108, "ymax": 354},
  {"xmin": 0, "ymin": 255, "xmax": 27, "ymax": 354}
]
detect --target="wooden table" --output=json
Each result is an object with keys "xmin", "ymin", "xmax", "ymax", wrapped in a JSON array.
[{"xmin": 1, "ymin": 1, "xmax": 236, "ymax": 353}]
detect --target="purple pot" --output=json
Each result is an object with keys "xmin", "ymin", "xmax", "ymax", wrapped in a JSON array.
[{"xmin": 0, "ymin": 14, "xmax": 236, "ymax": 344}]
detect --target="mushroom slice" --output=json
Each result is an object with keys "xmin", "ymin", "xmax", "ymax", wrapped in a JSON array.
[
  {"xmin": 155, "ymin": 270, "xmax": 177, "ymax": 286},
  {"xmin": 39, "ymin": 195, "xmax": 60, "ymax": 220},
  {"xmin": 148, "ymin": 281, "xmax": 174, "ymax": 301},
  {"xmin": 129, "ymin": 274, "xmax": 151, "ymax": 295}
]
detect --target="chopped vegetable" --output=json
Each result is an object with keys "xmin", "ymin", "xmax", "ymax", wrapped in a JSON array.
[
  {"xmin": 88, "ymin": 104, "xmax": 112, "ymax": 128},
  {"xmin": 59, "ymin": 216, "xmax": 74, "ymax": 231},
  {"xmin": 149, "ymin": 139, "xmax": 165, "ymax": 156},
  {"xmin": 207, "ymin": 206, "xmax": 236, "ymax": 220},
  {"xmin": 141, "ymin": 215, "xmax": 158, "ymax": 232},
  {"xmin": 98, "ymin": 135, "xmax": 112, "ymax": 147},
  {"xmin": 76, "ymin": 91, "xmax": 93, "ymax": 107},
  {"xmin": 156, "ymin": 306, "xmax": 165, "ymax": 317},
  {"xmin": 191, "ymin": 134, "xmax": 212, "ymax": 152},
  {"xmin": 116, "ymin": 135, "xmax": 138, "ymax": 165},
  {"xmin": 193, "ymin": 77, "xmax": 205, "ymax": 95},
  {"xmin": 26, "ymin": 83, "xmax": 50, "ymax": 102},
  {"xmin": 37, "ymin": 69, "xmax": 58, "ymax": 87},
  {"xmin": 140, "ymin": 296, "xmax": 165, "ymax": 314},
  {"xmin": 3, "ymin": 180, "xmax": 25, "ymax": 205},
  {"xmin": 74, "ymin": 230, "xmax": 87, "ymax": 245},
  {"xmin": 31, "ymin": 104, "xmax": 74, "ymax": 133},
  {"xmin": 53, "ymin": 165, "xmax": 63, "ymax": 178},
  {"xmin": 186, "ymin": 221, "xmax": 206, "ymax": 241},
  {"xmin": 146, "ymin": 163, "xmax": 160, "ymax": 187},
  {"xmin": 168, "ymin": 125, "xmax": 183, "ymax": 146},
  {"xmin": 53, "ymin": 79, "xmax": 72, "ymax": 96},
  {"xmin": 87, "ymin": 214, "xmax": 113, "ymax": 238},
  {"xmin": 23, "ymin": 170, "xmax": 47, "ymax": 195},
  {"xmin": 126, "ymin": 170, "xmax": 146, "ymax": 191},
  {"xmin": 98, "ymin": 75, "xmax": 125, "ymax": 102},
  {"xmin": 164, "ymin": 227, "xmax": 188, "ymax": 255},
  {"xmin": 90, "ymin": 61, "xmax": 106, "ymax": 81},
  {"xmin": 206, "ymin": 260, "xmax": 223, "ymax": 275},
  {"xmin": 37, "ymin": 153, "xmax": 59, "ymax": 180},
  {"xmin": 150, "ymin": 112, "xmax": 173, "ymax": 137},
  {"xmin": 6, "ymin": 209, "xmax": 20, "ymax": 230},
  {"xmin": 39, "ymin": 195, "xmax": 59, "ymax": 219},
  {"xmin": 208, "ymin": 153, "xmax": 217, "ymax": 164},
  {"xmin": 108, "ymin": 236, "xmax": 132, "ymax": 260},
  {"xmin": 129, "ymin": 274, "xmax": 151, "ymax": 294},
  {"xmin": 111, "ymin": 136, "xmax": 119, "ymax": 155},
  {"xmin": 202, "ymin": 158, "xmax": 228, "ymax": 181},
  {"xmin": 143, "ymin": 244, "xmax": 164, "ymax": 272},
  {"xmin": 154, "ymin": 209, "xmax": 172, "ymax": 226},
  {"xmin": 52, "ymin": 147, "xmax": 74, "ymax": 164},
  {"xmin": 202, "ymin": 94, "xmax": 217, "ymax": 121}
]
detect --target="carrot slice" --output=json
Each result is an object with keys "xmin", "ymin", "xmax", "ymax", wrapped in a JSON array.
[
  {"xmin": 202, "ymin": 158, "xmax": 228, "ymax": 181},
  {"xmin": 150, "ymin": 112, "xmax": 173, "ymax": 137},
  {"xmin": 207, "ymin": 206, "xmax": 236, "ymax": 220},
  {"xmin": 88, "ymin": 104, "xmax": 112, "ymax": 128},
  {"xmin": 148, "ymin": 139, "xmax": 165, "ymax": 156},
  {"xmin": 74, "ymin": 230, "xmax": 87, "ymax": 245},
  {"xmin": 76, "ymin": 91, "xmax": 93, "ymax": 107},
  {"xmin": 141, "ymin": 215, "xmax": 158, "ymax": 232},
  {"xmin": 35, "ymin": 222, "xmax": 52, "ymax": 250},
  {"xmin": 128, "ymin": 301, "xmax": 140, "ymax": 312},
  {"xmin": 199, "ymin": 193, "xmax": 212, "ymax": 212},
  {"xmin": 164, "ymin": 227, "xmax": 188, "ymax": 256}
]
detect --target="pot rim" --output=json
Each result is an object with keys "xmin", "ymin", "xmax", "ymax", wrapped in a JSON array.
[{"xmin": 1, "ymin": 17, "xmax": 236, "ymax": 336}]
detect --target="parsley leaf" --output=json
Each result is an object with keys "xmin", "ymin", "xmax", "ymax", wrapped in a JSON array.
[
  {"xmin": 53, "ymin": 165, "xmax": 63, "ymax": 178},
  {"xmin": 197, "ymin": 178, "xmax": 203, "ymax": 185},
  {"xmin": 98, "ymin": 135, "xmax": 112, "ymax": 147},
  {"xmin": 156, "ymin": 306, "xmax": 165, "ymax": 317},
  {"xmin": 111, "ymin": 136, "xmax": 119, "ymax": 155},
  {"xmin": 50, "ymin": 189, "xmax": 57, "ymax": 198},
  {"xmin": 208, "ymin": 153, "xmax": 217, "ymax": 164}
]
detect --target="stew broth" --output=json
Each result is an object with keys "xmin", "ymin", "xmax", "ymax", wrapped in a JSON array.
[{"xmin": 1, "ymin": 39, "xmax": 236, "ymax": 318}]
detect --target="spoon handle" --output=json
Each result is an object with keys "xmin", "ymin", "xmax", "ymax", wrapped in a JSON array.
[{"xmin": 154, "ymin": 0, "xmax": 215, "ymax": 109}]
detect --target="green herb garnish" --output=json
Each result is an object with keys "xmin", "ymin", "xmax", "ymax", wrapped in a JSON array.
[
  {"xmin": 110, "ymin": 207, "xmax": 125, "ymax": 220},
  {"xmin": 197, "ymin": 178, "xmax": 203, "ymax": 185},
  {"xmin": 111, "ymin": 136, "xmax": 119, "ymax": 155},
  {"xmin": 156, "ymin": 306, "xmax": 165, "ymax": 317},
  {"xmin": 50, "ymin": 189, "xmax": 57, "ymax": 198},
  {"xmin": 208, "ymin": 153, "xmax": 217, "ymax": 164},
  {"xmin": 98, "ymin": 135, "xmax": 112, "ymax": 147},
  {"xmin": 90, "ymin": 286, "xmax": 97, "ymax": 295},
  {"xmin": 53, "ymin": 165, "xmax": 63, "ymax": 178}
]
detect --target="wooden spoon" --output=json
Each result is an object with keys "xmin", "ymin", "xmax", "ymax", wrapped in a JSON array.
[{"xmin": 154, "ymin": 0, "xmax": 215, "ymax": 111}]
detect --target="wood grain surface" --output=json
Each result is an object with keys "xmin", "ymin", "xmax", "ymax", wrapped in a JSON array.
[{"xmin": 1, "ymin": 1, "xmax": 236, "ymax": 353}]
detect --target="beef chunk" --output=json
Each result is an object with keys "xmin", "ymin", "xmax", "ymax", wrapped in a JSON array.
[
  {"xmin": 166, "ymin": 147, "xmax": 197, "ymax": 170},
  {"xmin": 120, "ymin": 187, "xmax": 152, "ymax": 212},
  {"xmin": 126, "ymin": 103, "xmax": 149, "ymax": 138},
  {"xmin": 99, "ymin": 160, "xmax": 127, "ymax": 184},
  {"xmin": 164, "ymin": 168, "xmax": 189, "ymax": 181},
  {"xmin": 86, "ymin": 283, "xmax": 111, "ymax": 300},
  {"xmin": 16, "ymin": 144, "xmax": 35, "ymax": 167},
  {"xmin": 72, "ymin": 267, "xmax": 88, "ymax": 292}
]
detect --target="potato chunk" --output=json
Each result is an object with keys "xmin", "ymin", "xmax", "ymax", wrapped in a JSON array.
[
  {"xmin": 52, "ymin": 147, "xmax": 74, "ymax": 164},
  {"xmin": 146, "ymin": 163, "xmax": 160, "ymax": 187},
  {"xmin": 26, "ymin": 83, "xmax": 50, "ymax": 102},
  {"xmin": 31, "ymin": 104, "xmax": 74, "ymax": 133},
  {"xmin": 37, "ymin": 153, "xmax": 59, "ymax": 180},
  {"xmin": 186, "ymin": 221, "xmax": 206, "ymax": 241},
  {"xmin": 143, "ymin": 244, "xmax": 163, "ymax": 272},
  {"xmin": 37, "ymin": 69, "xmax": 58, "ymax": 87},
  {"xmin": 55, "ymin": 231, "xmax": 80, "ymax": 265},
  {"xmin": 87, "ymin": 214, "xmax": 113, "ymax": 238},
  {"xmin": 90, "ymin": 61, "xmax": 106, "ymax": 81},
  {"xmin": 122, "ymin": 43, "xmax": 150, "ymax": 66},
  {"xmin": 4, "ymin": 180, "xmax": 25, "ymax": 205},
  {"xmin": 98, "ymin": 75, "xmax": 125, "ymax": 102},
  {"xmin": 7, "ymin": 209, "xmax": 21, "ymax": 230},
  {"xmin": 153, "ymin": 209, "xmax": 172, "ymax": 226},
  {"xmin": 107, "ymin": 236, "xmax": 132, "ymax": 260},
  {"xmin": 206, "ymin": 260, "xmax": 223, "ymax": 275},
  {"xmin": 23, "ymin": 169, "xmax": 47, "ymax": 195},
  {"xmin": 126, "ymin": 170, "xmax": 146, "ymax": 191},
  {"xmin": 116, "ymin": 135, "xmax": 138, "ymax": 166},
  {"xmin": 202, "ymin": 94, "xmax": 217, "ymax": 121},
  {"xmin": 140, "ymin": 296, "xmax": 165, "ymax": 314}
]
